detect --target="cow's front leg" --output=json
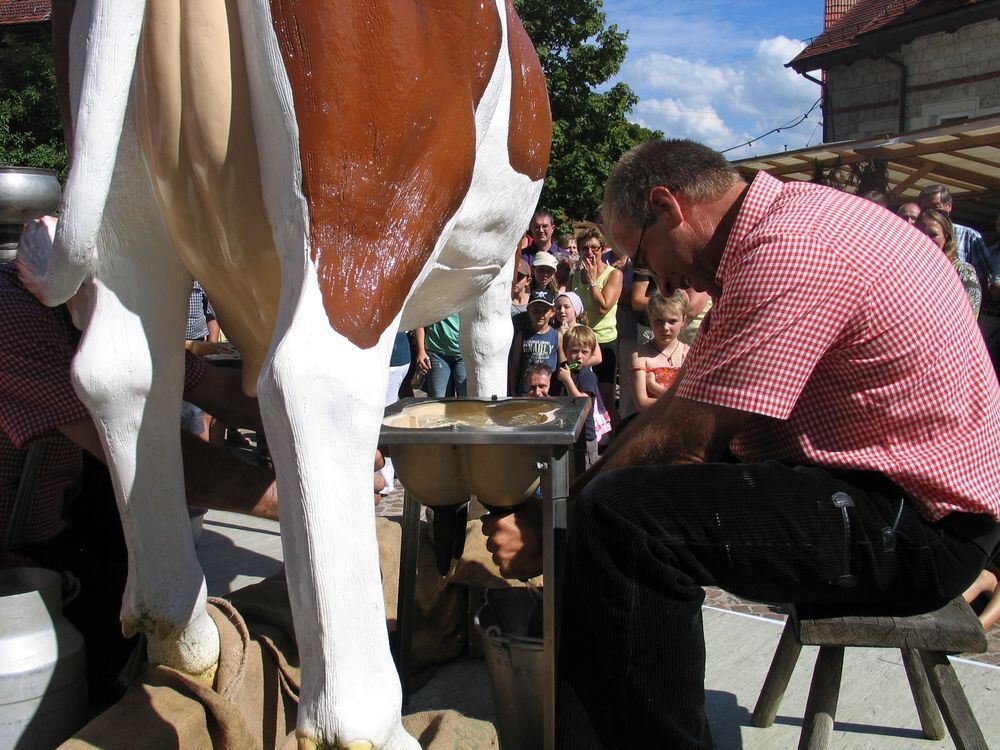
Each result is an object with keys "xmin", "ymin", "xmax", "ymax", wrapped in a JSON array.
[
  {"xmin": 460, "ymin": 253, "xmax": 516, "ymax": 398},
  {"xmin": 258, "ymin": 273, "xmax": 417, "ymax": 750},
  {"xmin": 72, "ymin": 257, "xmax": 219, "ymax": 680}
]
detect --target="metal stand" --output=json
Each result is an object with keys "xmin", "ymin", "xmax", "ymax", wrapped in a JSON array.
[
  {"xmin": 394, "ymin": 490, "xmax": 422, "ymax": 705},
  {"xmin": 541, "ymin": 446, "xmax": 571, "ymax": 750},
  {"xmin": 380, "ymin": 396, "xmax": 590, "ymax": 744}
]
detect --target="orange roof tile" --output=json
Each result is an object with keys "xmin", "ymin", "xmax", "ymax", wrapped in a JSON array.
[
  {"xmin": 790, "ymin": 0, "xmax": 989, "ymax": 71},
  {"xmin": 0, "ymin": 0, "xmax": 51, "ymax": 26}
]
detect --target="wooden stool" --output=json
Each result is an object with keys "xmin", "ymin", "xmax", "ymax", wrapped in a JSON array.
[{"xmin": 751, "ymin": 597, "xmax": 989, "ymax": 750}]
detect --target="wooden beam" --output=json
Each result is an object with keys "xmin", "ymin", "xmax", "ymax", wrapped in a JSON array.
[
  {"xmin": 763, "ymin": 152, "xmax": 868, "ymax": 178},
  {"xmin": 862, "ymin": 131, "xmax": 1000, "ymax": 162},
  {"xmin": 892, "ymin": 156, "xmax": 1000, "ymax": 193},
  {"xmin": 889, "ymin": 161, "xmax": 936, "ymax": 199}
]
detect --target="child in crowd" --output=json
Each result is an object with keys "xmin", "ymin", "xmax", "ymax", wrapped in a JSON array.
[
  {"xmin": 555, "ymin": 255, "xmax": 574, "ymax": 293},
  {"xmin": 629, "ymin": 291, "xmax": 690, "ymax": 411},
  {"xmin": 531, "ymin": 251, "xmax": 560, "ymax": 294},
  {"xmin": 557, "ymin": 233, "xmax": 578, "ymax": 261},
  {"xmin": 554, "ymin": 325, "xmax": 611, "ymax": 467},
  {"xmin": 509, "ymin": 289, "xmax": 564, "ymax": 395},
  {"xmin": 554, "ymin": 292, "xmax": 603, "ymax": 370},
  {"xmin": 522, "ymin": 363, "xmax": 552, "ymax": 398}
]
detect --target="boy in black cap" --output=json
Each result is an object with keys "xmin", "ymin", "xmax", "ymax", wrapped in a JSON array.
[{"xmin": 508, "ymin": 289, "xmax": 564, "ymax": 395}]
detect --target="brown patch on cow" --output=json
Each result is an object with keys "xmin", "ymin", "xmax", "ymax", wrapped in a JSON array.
[
  {"xmin": 505, "ymin": 0, "xmax": 551, "ymax": 182},
  {"xmin": 269, "ymin": 1, "xmax": 504, "ymax": 348}
]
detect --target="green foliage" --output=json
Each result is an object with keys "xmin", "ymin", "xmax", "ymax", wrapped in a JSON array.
[
  {"xmin": 0, "ymin": 29, "xmax": 68, "ymax": 179},
  {"xmin": 515, "ymin": 0, "xmax": 661, "ymax": 232}
]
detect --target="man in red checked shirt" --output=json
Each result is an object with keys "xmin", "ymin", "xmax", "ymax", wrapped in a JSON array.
[{"xmin": 486, "ymin": 140, "xmax": 999, "ymax": 749}]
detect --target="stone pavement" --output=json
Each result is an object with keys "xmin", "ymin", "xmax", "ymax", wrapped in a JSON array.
[{"xmin": 196, "ymin": 505, "xmax": 1000, "ymax": 748}]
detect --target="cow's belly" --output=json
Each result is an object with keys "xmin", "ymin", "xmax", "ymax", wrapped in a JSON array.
[{"xmin": 135, "ymin": 0, "xmax": 279, "ymax": 394}]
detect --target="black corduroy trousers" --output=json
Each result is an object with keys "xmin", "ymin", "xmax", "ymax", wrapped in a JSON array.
[{"xmin": 556, "ymin": 461, "xmax": 987, "ymax": 749}]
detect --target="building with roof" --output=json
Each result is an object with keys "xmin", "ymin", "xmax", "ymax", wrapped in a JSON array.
[
  {"xmin": 789, "ymin": 0, "xmax": 1000, "ymax": 142},
  {"xmin": 733, "ymin": 1, "xmax": 1000, "ymax": 229}
]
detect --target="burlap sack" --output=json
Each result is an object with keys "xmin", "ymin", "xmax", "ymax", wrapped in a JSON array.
[{"xmin": 59, "ymin": 514, "xmax": 516, "ymax": 749}]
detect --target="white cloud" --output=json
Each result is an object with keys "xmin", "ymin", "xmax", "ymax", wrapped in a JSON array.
[
  {"xmin": 634, "ymin": 98, "xmax": 737, "ymax": 149},
  {"xmin": 622, "ymin": 35, "xmax": 821, "ymax": 157}
]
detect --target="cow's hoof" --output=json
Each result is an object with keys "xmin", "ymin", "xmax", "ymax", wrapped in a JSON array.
[
  {"xmin": 144, "ymin": 608, "xmax": 221, "ymax": 683},
  {"xmin": 295, "ymin": 738, "xmax": 373, "ymax": 750}
]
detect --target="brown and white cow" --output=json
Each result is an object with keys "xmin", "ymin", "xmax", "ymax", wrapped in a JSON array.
[{"xmin": 17, "ymin": 1, "xmax": 549, "ymax": 747}]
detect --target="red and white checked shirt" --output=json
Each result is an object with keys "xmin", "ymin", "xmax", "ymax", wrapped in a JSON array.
[
  {"xmin": 677, "ymin": 172, "xmax": 1000, "ymax": 522},
  {"xmin": 0, "ymin": 262, "xmax": 207, "ymax": 546}
]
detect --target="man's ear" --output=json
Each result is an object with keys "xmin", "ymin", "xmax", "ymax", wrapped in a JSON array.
[{"xmin": 648, "ymin": 185, "xmax": 686, "ymax": 228}]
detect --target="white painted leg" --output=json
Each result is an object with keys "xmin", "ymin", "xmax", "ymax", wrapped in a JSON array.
[
  {"xmin": 257, "ymin": 270, "xmax": 417, "ymax": 750},
  {"xmin": 460, "ymin": 252, "xmax": 515, "ymax": 399},
  {"xmin": 69, "ymin": 112, "xmax": 219, "ymax": 679}
]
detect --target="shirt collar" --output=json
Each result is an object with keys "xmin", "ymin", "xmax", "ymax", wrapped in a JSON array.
[{"xmin": 717, "ymin": 171, "xmax": 784, "ymax": 286}]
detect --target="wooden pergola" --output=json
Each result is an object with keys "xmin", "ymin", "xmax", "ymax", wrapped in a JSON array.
[{"xmin": 733, "ymin": 114, "xmax": 1000, "ymax": 229}]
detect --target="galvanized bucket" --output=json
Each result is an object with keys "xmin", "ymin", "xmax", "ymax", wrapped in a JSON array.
[
  {"xmin": 474, "ymin": 587, "xmax": 543, "ymax": 750},
  {"xmin": 0, "ymin": 567, "xmax": 87, "ymax": 749}
]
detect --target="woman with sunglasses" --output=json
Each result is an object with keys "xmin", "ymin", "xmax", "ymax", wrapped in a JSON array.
[{"xmin": 571, "ymin": 227, "xmax": 623, "ymax": 420}]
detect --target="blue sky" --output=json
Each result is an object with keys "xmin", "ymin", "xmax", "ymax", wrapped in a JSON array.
[{"xmin": 602, "ymin": 0, "xmax": 826, "ymax": 159}]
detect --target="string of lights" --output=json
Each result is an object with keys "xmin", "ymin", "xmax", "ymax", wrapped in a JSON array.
[{"xmin": 720, "ymin": 98, "xmax": 822, "ymax": 154}]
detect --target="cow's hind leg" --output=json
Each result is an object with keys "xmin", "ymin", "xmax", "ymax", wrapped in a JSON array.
[
  {"xmin": 71, "ymin": 114, "xmax": 219, "ymax": 679},
  {"xmin": 257, "ymin": 269, "xmax": 417, "ymax": 750}
]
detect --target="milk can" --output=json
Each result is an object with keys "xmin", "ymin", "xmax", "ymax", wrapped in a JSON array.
[{"xmin": 0, "ymin": 567, "xmax": 87, "ymax": 749}]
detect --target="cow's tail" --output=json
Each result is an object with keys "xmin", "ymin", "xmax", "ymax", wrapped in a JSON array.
[{"xmin": 35, "ymin": 0, "xmax": 147, "ymax": 306}]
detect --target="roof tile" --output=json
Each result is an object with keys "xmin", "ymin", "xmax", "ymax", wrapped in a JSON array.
[
  {"xmin": 791, "ymin": 0, "xmax": 985, "ymax": 68},
  {"xmin": 0, "ymin": 0, "xmax": 52, "ymax": 26}
]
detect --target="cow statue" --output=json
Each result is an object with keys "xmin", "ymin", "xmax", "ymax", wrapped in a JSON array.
[{"xmin": 17, "ymin": 0, "xmax": 550, "ymax": 747}]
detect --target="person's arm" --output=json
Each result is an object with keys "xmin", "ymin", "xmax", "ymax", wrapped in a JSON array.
[
  {"xmin": 413, "ymin": 327, "xmax": 432, "ymax": 375},
  {"xmin": 556, "ymin": 329, "xmax": 565, "ymax": 367},
  {"xmin": 629, "ymin": 352, "xmax": 656, "ymax": 411},
  {"xmin": 555, "ymin": 363, "xmax": 584, "ymax": 397},
  {"xmin": 184, "ymin": 362, "xmax": 263, "ymax": 432},
  {"xmin": 57, "ymin": 416, "xmax": 280, "ymax": 518},
  {"xmin": 631, "ymin": 277, "xmax": 650, "ymax": 313},
  {"xmin": 597, "ymin": 373, "xmax": 751, "ymax": 474},
  {"xmin": 585, "ymin": 344, "xmax": 603, "ymax": 368},
  {"xmin": 206, "ymin": 319, "xmax": 221, "ymax": 343},
  {"xmin": 586, "ymin": 265, "xmax": 623, "ymax": 316},
  {"xmin": 646, "ymin": 371, "xmax": 670, "ymax": 400},
  {"xmin": 508, "ymin": 331, "xmax": 524, "ymax": 396}
]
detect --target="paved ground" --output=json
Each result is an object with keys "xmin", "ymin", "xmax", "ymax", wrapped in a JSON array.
[{"xmin": 209, "ymin": 426, "xmax": 1000, "ymax": 747}]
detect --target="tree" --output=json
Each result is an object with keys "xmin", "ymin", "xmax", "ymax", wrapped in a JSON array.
[
  {"xmin": 0, "ymin": 28, "xmax": 68, "ymax": 178},
  {"xmin": 515, "ymin": 0, "xmax": 660, "ymax": 231}
]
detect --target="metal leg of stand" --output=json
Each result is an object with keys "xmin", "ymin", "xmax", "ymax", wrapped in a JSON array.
[
  {"xmin": 395, "ymin": 490, "xmax": 421, "ymax": 706},
  {"xmin": 542, "ymin": 446, "xmax": 571, "ymax": 750}
]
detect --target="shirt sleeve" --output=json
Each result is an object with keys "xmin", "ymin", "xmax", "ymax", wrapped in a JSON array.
[
  {"xmin": 0, "ymin": 283, "xmax": 90, "ymax": 448},
  {"xmin": 183, "ymin": 350, "xmax": 208, "ymax": 393},
  {"xmin": 677, "ymin": 234, "xmax": 861, "ymax": 420},
  {"xmin": 576, "ymin": 367, "xmax": 599, "ymax": 398}
]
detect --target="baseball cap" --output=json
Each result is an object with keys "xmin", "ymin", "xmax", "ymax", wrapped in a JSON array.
[
  {"xmin": 533, "ymin": 251, "xmax": 558, "ymax": 270},
  {"xmin": 528, "ymin": 289, "xmax": 556, "ymax": 308}
]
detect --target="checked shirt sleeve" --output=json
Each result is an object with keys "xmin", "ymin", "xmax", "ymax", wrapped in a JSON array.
[{"xmin": 677, "ymin": 233, "xmax": 864, "ymax": 420}]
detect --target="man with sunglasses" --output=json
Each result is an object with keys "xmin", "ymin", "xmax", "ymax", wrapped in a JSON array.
[{"xmin": 554, "ymin": 139, "xmax": 1000, "ymax": 748}]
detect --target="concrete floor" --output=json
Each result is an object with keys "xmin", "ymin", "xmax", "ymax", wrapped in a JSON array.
[{"xmin": 196, "ymin": 509, "xmax": 1000, "ymax": 749}]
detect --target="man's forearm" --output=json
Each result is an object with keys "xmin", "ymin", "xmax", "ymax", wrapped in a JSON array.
[{"xmin": 182, "ymin": 432, "xmax": 278, "ymax": 519}]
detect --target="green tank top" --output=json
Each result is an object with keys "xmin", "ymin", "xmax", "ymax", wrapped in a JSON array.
[{"xmin": 573, "ymin": 265, "xmax": 618, "ymax": 344}]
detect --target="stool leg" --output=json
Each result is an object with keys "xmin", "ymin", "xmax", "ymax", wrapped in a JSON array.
[
  {"xmin": 901, "ymin": 648, "xmax": 945, "ymax": 740},
  {"xmin": 797, "ymin": 646, "xmax": 843, "ymax": 750},
  {"xmin": 919, "ymin": 650, "xmax": 988, "ymax": 750},
  {"xmin": 752, "ymin": 619, "xmax": 802, "ymax": 728},
  {"xmin": 394, "ymin": 490, "xmax": 421, "ymax": 706}
]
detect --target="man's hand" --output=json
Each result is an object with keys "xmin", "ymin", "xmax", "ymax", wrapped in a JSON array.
[
  {"xmin": 16, "ymin": 215, "xmax": 58, "ymax": 303},
  {"xmin": 482, "ymin": 499, "xmax": 543, "ymax": 580},
  {"xmin": 374, "ymin": 449, "xmax": 386, "ymax": 504}
]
